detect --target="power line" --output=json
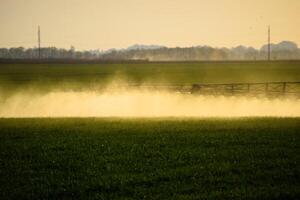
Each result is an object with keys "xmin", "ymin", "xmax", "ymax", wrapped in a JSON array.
[
  {"xmin": 38, "ymin": 25, "xmax": 41, "ymax": 59},
  {"xmin": 268, "ymin": 25, "xmax": 270, "ymax": 61}
]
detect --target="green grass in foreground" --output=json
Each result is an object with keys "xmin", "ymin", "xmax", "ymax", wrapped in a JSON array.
[{"xmin": 0, "ymin": 118, "xmax": 299, "ymax": 199}]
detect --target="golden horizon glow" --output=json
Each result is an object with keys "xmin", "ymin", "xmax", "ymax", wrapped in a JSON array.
[{"xmin": 0, "ymin": 0, "xmax": 300, "ymax": 50}]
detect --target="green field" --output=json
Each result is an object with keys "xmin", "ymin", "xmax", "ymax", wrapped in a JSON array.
[
  {"xmin": 0, "ymin": 118, "xmax": 299, "ymax": 199},
  {"xmin": 1, "ymin": 61, "xmax": 300, "ymax": 93},
  {"xmin": 0, "ymin": 62, "xmax": 300, "ymax": 199}
]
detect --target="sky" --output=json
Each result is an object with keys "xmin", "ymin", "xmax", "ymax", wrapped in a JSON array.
[{"xmin": 0, "ymin": 0, "xmax": 299, "ymax": 50}]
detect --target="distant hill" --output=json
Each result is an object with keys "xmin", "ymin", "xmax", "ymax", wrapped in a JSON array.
[
  {"xmin": 261, "ymin": 41, "xmax": 298, "ymax": 52},
  {"xmin": 126, "ymin": 44, "xmax": 166, "ymax": 51}
]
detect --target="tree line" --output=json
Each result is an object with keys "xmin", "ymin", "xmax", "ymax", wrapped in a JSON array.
[{"xmin": 1, "ymin": 41, "xmax": 300, "ymax": 61}]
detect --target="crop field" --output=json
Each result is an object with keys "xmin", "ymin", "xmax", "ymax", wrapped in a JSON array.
[
  {"xmin": 0, "ymin": 61, "xmax": 300, "ymax": 199},
  {"xmin": 0, "ymin": 118, "xmax": 300, "ymax": 199},
  {"xmin": 1, "ymin": 61, "xmax": 300, "ymax": 92}
]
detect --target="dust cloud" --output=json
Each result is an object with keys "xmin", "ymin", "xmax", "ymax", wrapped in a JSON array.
[{"xmin": 0, "ymin": 87, "xmax": 300, "ymax": 117}]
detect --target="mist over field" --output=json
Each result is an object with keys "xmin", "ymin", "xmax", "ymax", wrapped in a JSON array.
[
  {"xmin": 0, "ymin": 62, "xmax": 299, "ymax": 118},
  {"xmin": 1, "ymin": 85, "xmax": 300, "ymax": 117}
]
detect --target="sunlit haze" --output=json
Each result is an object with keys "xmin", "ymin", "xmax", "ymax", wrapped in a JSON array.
[
  {"xmin": 1, "ymin": 88, "xmax": 300, "ymax": 117},
  {"xmin": 0, "ymin": 0, "xmax": 300, "ymax": 50}
]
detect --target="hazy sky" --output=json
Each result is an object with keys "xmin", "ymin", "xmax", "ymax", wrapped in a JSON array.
[{"xmin": 0, "ymin": 0, "xmax": 299, "ymax": 50}]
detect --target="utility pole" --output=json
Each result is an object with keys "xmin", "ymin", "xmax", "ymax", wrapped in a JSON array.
[
  {"xmin": 268, "ymin": 26, "xmax": 270, "ymax": 61},
  {"xmin": 38, "ymin": 25, "xmax": 41, "ymax": 59}
]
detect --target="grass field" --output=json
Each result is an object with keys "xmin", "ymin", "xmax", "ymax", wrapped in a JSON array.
[
  {"xmin": 1, "ymin": 61, "xmax": 300, "ymax": 93},
  {"xmin": 0, "ymin": 118, "xmax": 299, "ymax": 199}
]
